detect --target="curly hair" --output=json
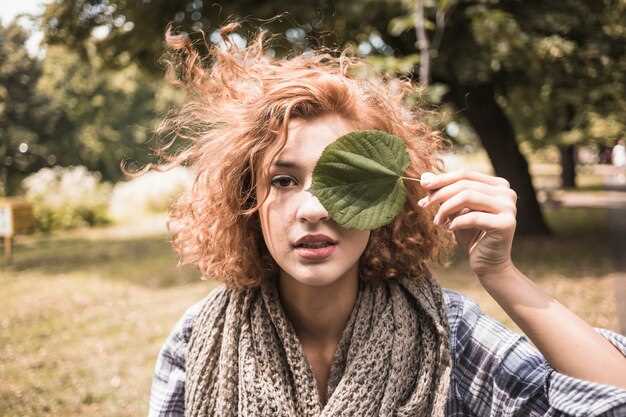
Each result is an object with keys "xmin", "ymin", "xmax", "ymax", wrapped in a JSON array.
[{"xmin": 150, "ymin": 20, "xmax": 454, "ymax": 289}]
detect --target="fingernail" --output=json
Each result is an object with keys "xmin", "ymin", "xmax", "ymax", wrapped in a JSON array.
[
  {"xmin": 418, "ymin": 197, "xmax": 427, "ymax": 207},
  {"xmin": 421, "ymin": 172, "xmax": 436, "ymax": 185}
]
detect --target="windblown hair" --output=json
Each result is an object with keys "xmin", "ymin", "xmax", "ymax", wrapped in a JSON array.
[{"xmin": 152, "ymin": 20, "xmax": 454, "ymax": 289}]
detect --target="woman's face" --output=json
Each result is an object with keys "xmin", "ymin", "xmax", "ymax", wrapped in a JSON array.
[{"xmin": 256, "ymin": 113, "xmax": 371, "ymax": 288}]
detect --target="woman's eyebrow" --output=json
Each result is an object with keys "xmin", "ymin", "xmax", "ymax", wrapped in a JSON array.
[{"xmin": 272, "ymin": 160, "xmax": 300, "ymax": 168}]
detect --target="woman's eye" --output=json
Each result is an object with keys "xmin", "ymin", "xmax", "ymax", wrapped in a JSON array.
[{"xmin": 271, "ymin": 175, "xmax": 297, "ymax": 188}]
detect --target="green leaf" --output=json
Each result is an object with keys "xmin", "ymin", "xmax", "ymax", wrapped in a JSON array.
[{"xmin": 309, "ymin": 129, "xmax": 411, "ymax": 230}]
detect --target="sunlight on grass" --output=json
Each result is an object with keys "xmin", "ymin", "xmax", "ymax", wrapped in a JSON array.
[
  {"xmin": 0, "ymin": 271, "xmax": 213, "ymax": 417},
  {"xmin": 1, "ymin": 203, "xmax": 623, "ymax": 416}
]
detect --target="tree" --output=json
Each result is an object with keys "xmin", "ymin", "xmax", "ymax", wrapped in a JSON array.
[
  {"xmin": 482, "ymin": 2, "xmax": 626, "ymax": 189},
  {"xmin": 38, "ymin": 0, "xmax": 626, "ymax": 233},
  {"xmin": 0, "ymin": 21, "xmax": 63, "ymax": 196},
  {"xmin": 37, "ymin": 42, "xmax": 174, "ymax": 182},
  {"xmin": 1, "ymin": 19, "xmax": 170, "ymax": 197},
  {"xmin": 371, "ymin": 0, "xmax": 622, "ymax": 231}
]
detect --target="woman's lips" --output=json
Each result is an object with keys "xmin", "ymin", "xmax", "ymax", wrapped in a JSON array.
[{"xmin": 294, "ymin": 243, "xmax": 337, "ymax": 260}]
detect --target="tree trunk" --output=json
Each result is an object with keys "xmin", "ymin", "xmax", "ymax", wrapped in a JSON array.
[
  {"xmin": 446, "ymin": 82, "xmax": 551, "ymax": 235},
  {"xmin": 1, "ymin": 165, "xmax": 19, "ymax": 197},
  {"xmin": 1, "ymin": 138, "xmax": 11, "ymax": 197},
  {"xmin": 559, "ymin": 144, "xmax": 577, "ymax": 189}
]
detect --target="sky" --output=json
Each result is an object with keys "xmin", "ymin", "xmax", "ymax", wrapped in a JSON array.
[{"xmin": 1, "ymin": 0, "xmax": 48, "ymax": 56}]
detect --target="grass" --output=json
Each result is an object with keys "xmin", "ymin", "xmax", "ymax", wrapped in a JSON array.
[
  {"xmin": 1, "ymin": 216, "xmax": 211, "ymax": 417},
  {"xmin": 1, "ymin": 204, "xmax": 624, "ymax": 417}
]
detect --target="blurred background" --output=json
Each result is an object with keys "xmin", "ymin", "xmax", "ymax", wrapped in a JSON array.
[{"xmin": 1, "ymin": 1, "xmax": 625, "ymax": 416}]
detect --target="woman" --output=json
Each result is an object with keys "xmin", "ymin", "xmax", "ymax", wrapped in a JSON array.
[{"xmin": 148, "ymin": 22, "xmax": 626, "ymax": 417}]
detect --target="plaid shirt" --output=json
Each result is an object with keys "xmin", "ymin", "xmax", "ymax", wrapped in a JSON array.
[{"xmin": 148, "ymin": 288, "xmax": 626, "ymax": 416}]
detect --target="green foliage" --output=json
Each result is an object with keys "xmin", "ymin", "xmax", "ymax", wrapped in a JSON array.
[
  {"xmin": 384, "ymin": 1, "xmax": 626, "ymax": 148},
  {"xmin": 38, "ymin": 1, "xmax": 626, "ymax": 150},
  {"xmin": 37, "ymin": 43, "xmax": 174, "ymax": 182},
  {"xmin": 1, "ymin": 19, "xmax": 175, "ymax": 195},
  {"xmin": 487, "ymin": 2, "xmax": 626, "ymax": 148},
  {"xmin": 22, "ymin": 166, "xmax": 112, "ymax": 232},
  {"xmin": 0, "ymin": 22, "xmax": 60, "ymax": 196},
  {"xmin": 32, "ymin": 0, "xmax": 626, "ymax": 233},
  {"xmin": 309, "ymin": 130, "xmax": 410, "ymax": 230}
]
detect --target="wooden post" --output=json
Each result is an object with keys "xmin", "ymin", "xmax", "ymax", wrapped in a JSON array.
[{"xmin": 3, "ymin": 236, "xmax": 11, "ymax": 263}]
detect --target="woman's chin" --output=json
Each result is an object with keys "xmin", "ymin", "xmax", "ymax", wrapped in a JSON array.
[
  {"xmin": 281, "ymin": 268, "xmax": 347, "ymax": 288},
  {"xmin": 291, "ymin": 275, "xmax": 340, "ymax": 288}
]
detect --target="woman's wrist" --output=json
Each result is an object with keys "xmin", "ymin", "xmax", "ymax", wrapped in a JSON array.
[{"xmin": 475, "ymin": 260, "xmax": 518, "ymax": 286}]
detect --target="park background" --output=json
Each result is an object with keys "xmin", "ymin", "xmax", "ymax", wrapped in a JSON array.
[{"xmin": 1, "ymin": 1, "xmax": 625, "ymax": 416}]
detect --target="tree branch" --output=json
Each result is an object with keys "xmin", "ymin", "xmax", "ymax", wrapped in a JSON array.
[{"xmin": 414, "ymin": 0, "xmax": 430, "ymax": 87}]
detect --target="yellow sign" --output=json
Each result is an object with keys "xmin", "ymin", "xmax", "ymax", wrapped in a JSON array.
[
  {"xmin": 0, "ymin": 199, "xmax": 34, "ymax": 237},
  {"xmin": 0, "ymin": 198, "xmax": 34, "ymax": 262}
]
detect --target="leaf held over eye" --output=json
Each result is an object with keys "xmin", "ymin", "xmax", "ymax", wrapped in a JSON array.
[{"xmin": 309, "ymin": 129, "xmax": 411, "ymax": 230}]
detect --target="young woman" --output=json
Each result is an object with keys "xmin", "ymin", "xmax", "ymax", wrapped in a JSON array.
[{"xmin": 148, "ymin": 22, "xmax": 626, "ymax": 417}]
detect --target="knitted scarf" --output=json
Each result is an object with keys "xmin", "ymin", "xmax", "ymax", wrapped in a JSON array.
[{"xmin": 185, "ymin": 270, "xmax": 452, "ymax": 417}]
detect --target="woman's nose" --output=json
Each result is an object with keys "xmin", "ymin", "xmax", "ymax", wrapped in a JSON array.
[{"xmin": 296, "ymin": 189, "xmax": 330, "ymax": 223}]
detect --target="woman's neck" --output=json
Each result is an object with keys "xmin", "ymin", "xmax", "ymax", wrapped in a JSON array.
[{"xmin": 277, "ymin": 266, "xmax": 359, "ymax": 346}]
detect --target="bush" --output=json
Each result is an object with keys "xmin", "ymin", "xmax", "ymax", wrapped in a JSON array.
[
  {"xmin": 22, "ymin": 166, "xmax": 112, "ymax": 232},
  {"xmin": 108, "ymin": 167, "xmax": 192, "ymax": 222}
]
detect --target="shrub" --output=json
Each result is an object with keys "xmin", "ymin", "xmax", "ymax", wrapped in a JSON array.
[
  {"xmin": 108, "ymin": 167, "xmax": 192, "ymax": 222},
  {"xmin": 22, "ymin": 166, "xmax": 112, "ymax": 232}
]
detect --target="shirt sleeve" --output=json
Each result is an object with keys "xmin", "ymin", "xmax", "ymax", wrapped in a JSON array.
[
  {"xmin": 147, "ymin": 300, "xmax": 204, "ymax": 417},
  {"xmin": 443, "ymin": 288, "xmax": 626, "ymax": 417}
]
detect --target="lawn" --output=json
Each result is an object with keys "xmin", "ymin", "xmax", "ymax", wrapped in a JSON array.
[{"xmin": 0, "ymin": 205, "xmax": 623, "ymax": 417}]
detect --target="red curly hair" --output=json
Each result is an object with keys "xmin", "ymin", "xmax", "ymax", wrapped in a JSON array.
[{"xmin": 152, "ymin": 20, "xmax": 454, "ymax": 289}]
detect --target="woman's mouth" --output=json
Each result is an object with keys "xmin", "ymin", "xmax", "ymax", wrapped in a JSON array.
[{"xmin": 294, "ymin": 242, "xmax": 337, "ymax": 260}]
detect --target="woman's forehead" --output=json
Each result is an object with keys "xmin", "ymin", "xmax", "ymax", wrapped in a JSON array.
[{"xmin": 275, "ymin": 114, "xmax": 357, "ymax": 159}]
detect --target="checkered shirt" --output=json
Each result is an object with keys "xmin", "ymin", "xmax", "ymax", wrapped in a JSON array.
[{"xmin": 148, "ymin": 288, "xmax": 626, "ymax": 416}]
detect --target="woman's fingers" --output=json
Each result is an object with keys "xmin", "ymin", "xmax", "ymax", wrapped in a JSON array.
[
  {"xmin": 420, "ymin": 169, "xmax": 510, "ymax": 190},
  {"xmin": 416, "ymin": 170, "xmax": 518, "ymax": 229},
  {"xmin": 448, "ymin": 211, "xmax": 516, "ymax": 232},
  {"xmin": 418, "ymin": 178, "xmax": 517, "ymax": 208},
  {"xmin": 431, "ymin": 189, "xmax": 515, "ymax": 225}
]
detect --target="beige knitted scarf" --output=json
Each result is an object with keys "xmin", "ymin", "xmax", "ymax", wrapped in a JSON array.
[{"xmin": 185, "ymin": 270, "xmax": 452, "ymax": 417}]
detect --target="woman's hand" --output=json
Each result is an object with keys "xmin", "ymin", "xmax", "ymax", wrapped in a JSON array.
[{"xmin": 417, "ymin": 170, "xmax": 517, "ymax": 279}]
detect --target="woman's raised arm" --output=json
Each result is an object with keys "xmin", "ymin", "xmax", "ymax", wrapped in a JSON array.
[{"xmin": 420, "ymin": 169, "xmax": 626, "ymax": 390}]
